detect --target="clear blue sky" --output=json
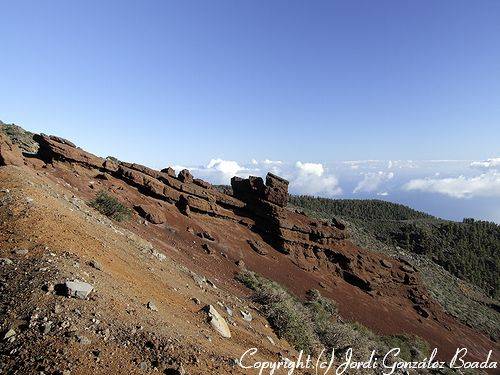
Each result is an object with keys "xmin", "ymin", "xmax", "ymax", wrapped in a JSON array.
[{"xmin": 1, "ymin": 1, "xmax": 499, "ymax": 167}]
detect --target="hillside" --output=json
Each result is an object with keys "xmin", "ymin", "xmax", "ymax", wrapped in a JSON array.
[
  {"xmin": 290, "ymin": 196, "xmax": 500, "ymax": 299},
  {"xmin": 1, "ymin": 123, "xmax": 499, "ymax": 374}
]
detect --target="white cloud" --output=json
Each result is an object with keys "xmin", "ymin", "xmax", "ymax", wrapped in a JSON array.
[
  {"xmin": 206, "ymin": 159, "xmax": 243, "ymax": 177},
  {"xmin": 470, "ymin": 157, "xmax": 500, "ymax": 170},
  {"xmin": 295, "ymin": 161, "xmax": 324, "ymax": 177},
  {"xmin": 290, "ymin": 161, "xmax": 342, "ymax": 196},
  {"xmin": 403, "ymin": 171, "xmax": 500, "ymax": 198},
  {"xmin": 377, "ymin": 191, "xmax": 389, "ymax": 196},
  {"xmin": 262, "ymin": 159, "xmax": 283, "ymax": 165},
  {"xmin": 353, "ymin": 171, "xmax": 394, "ymax": 193}
]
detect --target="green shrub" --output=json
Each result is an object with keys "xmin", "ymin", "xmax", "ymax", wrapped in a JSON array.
[
  {"xmin": 379, "ymin": 334, "xmax": 429, "ymax": 362},
  {"xmin": 236, "ymin": 270, "xmax": 431, "ymax": 374},
  {"xmin": 237, "ymin": 270, "xmax": 319, "ymax": 354},
  {"xmin": 89, "ymin": 191, "xmax": 131, "ymax": 222}
]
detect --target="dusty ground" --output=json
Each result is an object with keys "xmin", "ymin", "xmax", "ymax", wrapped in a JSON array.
[{"xmin": 0, "ymin": 165, "xmax": 293, "ymax": 374}]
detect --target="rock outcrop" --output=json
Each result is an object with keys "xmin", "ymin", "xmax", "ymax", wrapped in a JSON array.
[
  {"xmin": 31, "ymin": 134, "xmax": 438, "ymax": 320},
  {"xmin": 36, "ymin": 134, "xmax": 104, "ymax": 169},
  {"xmin": 0, "ymin": 132, "xmax": 24, "ymax": 167},
  {"xmin": 134, "ymin": 204, "xmax": 166, "ymax": 224}
]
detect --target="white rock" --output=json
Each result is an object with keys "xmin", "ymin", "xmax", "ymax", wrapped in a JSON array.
[
  {"xmin": 147, "ymin": 301, "xmax": 158, "ymax": 311},
  {"xmin": 204, "ymin": 305, "xmax": 231, "ymax": 338},
  {"xmin": 3, "ymin": 328, "xmax": 16, "ymax": 340},
  {"xmin": 241, "ymin": 310, "xmax": 252, "ymax": 322},
  {"xmin": 65, "ymin": 281, "xmax": 93, "ymax": 299}
]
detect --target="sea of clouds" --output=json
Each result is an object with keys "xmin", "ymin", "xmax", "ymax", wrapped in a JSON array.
[{"xmin": 169, "ymin": 157, "xmax": 500, "ymax": 223}]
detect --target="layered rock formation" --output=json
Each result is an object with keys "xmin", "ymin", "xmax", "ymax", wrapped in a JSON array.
[{"xmin": 6, "ymin": 133, "xmax": 439, "ymax": 321}]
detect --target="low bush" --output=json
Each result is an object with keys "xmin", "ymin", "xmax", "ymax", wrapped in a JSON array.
[
  {"xmin": 89, "ymin": 191, "xmax": 131, "ymax": 222},
  {"xmin": 236, "ymin": 270, "xmax": 430, "ymax": 372},
  {"xmin": 237, "ymin": 270, "xmax": 319, "ymax": 353}
]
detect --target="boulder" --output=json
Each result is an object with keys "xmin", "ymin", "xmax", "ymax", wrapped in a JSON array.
[
  {"xmin": 147, "ymin": 301, "xmax": 158, "ymax": 311},
  {"xmin": 231, "ymin": 173, "xmax": 289, "ymax": 207},
  {"xmin": 134, "ymin": 204, "xmax": 165, "ymax": 224},
  {"xmin": 0, "ymin": 132, "xmax": 24, "ymax": 167},
  {"xmin": 161, "ymin": 167, "xmax": 176, "ymax": 178},
  {"xmin": 231, "ymin": 176, "xmax": 266, "ymax": 202},
  {"xmin": 264, "ymin": 173, "xmax": 289, "ymax": 207},
  {"xmin": 65, "ymin": 280, "xmax": 93, "ymax": 299},
  {"xmin": 204, "ymin": 305, "xmax": 231, "ymax": 338},
  {"xmin": 247, "ymin": 239, "xmax": 268, "ymax": 255},
  {"xmin": 36, "ymin": 134, "xmax": 104, "ymax": 169},
  {"xmin": 178, "ymin": 169, "xmax": 193, "ymax": 183},
  {"xmin": 102, "ymin": 159, "xmax": 119, "ymax": 173}
]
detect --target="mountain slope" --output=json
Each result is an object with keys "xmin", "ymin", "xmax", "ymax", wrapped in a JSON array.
[
  {"xmin": 1, "ymin": 124, "xmax": 499, "ymax": 373},
  {"xmin": 289, "ymin": 196, "xmax": 500, "ymax": 299}
]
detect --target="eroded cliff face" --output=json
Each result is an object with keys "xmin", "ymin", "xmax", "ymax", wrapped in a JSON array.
[{"xmin": 1, "ymin": 129, "xmax": 498, "ymax": 372}]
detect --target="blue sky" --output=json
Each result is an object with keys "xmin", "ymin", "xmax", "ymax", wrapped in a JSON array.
[{"xmin": 1, "ymin": 1, "xmax": 499, "ymax": 221}]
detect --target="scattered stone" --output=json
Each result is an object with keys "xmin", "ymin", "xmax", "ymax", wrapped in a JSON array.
[
  {"xmin": 204, "ymin": 305, "xmax": 231, "ymax": 338},
  {"xmin": 0, "ymin": 258, "xmax": 13, "ymax": 265},
  {"xmin": 206, "ymin": 279, "xmax": 217, "ymax": 289},
  {"xmin": 192, "ymin": 274, "xmax": 206, "ymax": 288},
  {"xmin": 202, "ymin": 243, "xmax": 213, "ymax": 254},
  {"xmin": 247, "ymin": 239, "xmax": 268, "ymax": 255},
  {"xmin": 3, "ymin": 328, "xmax": 16, "ymax": 341},
  {"xmin": 225, "ymin": 306, "xmax": 233, "ymax": 317},
  {"xmin": 235, "ymin": 259, "xmax": 246, "ymax": 269},
  {"xmin": 380, "ymin": 259, "xmax": 393, "ymax": 269},
  {"xmin": 139, "ymin": 362, "xmax": 148, "ymax": 371},
  {"xmin": 197, "ymin": 231, "xmax": 215, "ymax": 241},
  {"xmin": 14, "ymin": 249, "xmax": 29, "ymax": 256},
  {"xmin": 76, "ymin": 335, "xmax": 91, "ymax": 345},
  {"xmin": 191, "ymin": 298, "xmax": 201, "ymax": 305},
  {"xmin": 64, "ymin": 280, "xmax": 94, "ymax": 299},
  {"xmin": 241, "ymin": 310, "xmax": 252, "ymax": 322},
  {"xmin": 266, "ymin": 336, "xmax": 275, "ymax": 345},
  {"xmin": 147, "ymin": 301, "xmax": 158, "ymax": 311},
  {"xmin": 401, "ymin": 264, "xmax": 415, "ymax": 273},
  {"xmin": 42, "ymin": 322, "xmax": 53, "ymax": 335},
  {"xmin": 42, "ymin": 282, "xmax": 54, "ymax": 293},
  {"xmin": 89, "ymin": 259, "xmax": 103, "ymax": 271}
]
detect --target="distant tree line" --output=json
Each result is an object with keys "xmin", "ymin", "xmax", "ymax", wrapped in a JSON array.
[{"xmin": 290, "ymin": 196, "xmax": 500, "ymax": 299}]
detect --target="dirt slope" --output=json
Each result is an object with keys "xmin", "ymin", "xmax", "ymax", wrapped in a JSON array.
[{"xmin": 1, "ymin": 128, "xmax": 499, "ymax": 374}]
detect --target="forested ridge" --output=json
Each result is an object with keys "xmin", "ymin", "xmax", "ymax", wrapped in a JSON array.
[{"xmin": 289, "ymin": 196, "xmax": 500, "ymax": 299}]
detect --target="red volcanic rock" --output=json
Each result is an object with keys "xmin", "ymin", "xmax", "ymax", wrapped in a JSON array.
[
  {"xmin": 134, "ymin": 204, "xmax": 165, "ymax": 224},
  {"xmin": 178, "ymin": 169, "xmax": 193, "ymax": 183},
  {"xmin": 161, "ymin": 167, "xmax": 176, "ymax": 178},
  {"xmin": 0, "ymin": 132, "xmax": 24, "ymax": 167},
  {"xmin": 36, "ymin": 134, "xmax": 104, "ymax": 169},
  {"xmin": 231, "ymin": 173, "xmax": 289, "ymax": 207},
  {"xmin": 247, "ymin": 239, "xmax": 268, "ymax": 256},
  {"xmin": 231, "ymin": 176, "xmax": 266, "ymax": 202},
  {"xmin": 193, "ymin": 178, "xmax": 212, "ymax": 189},
  {"xmin": 102, "ymin": 159, "xmax": 119, "ymax": 173},
  {"xmin": 47, "ymin": 135, "xmax": 76, "ymax": 148},
  {"xmin": 264, "ymin": 173, "xmax": 289, "ymax": 207}
]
